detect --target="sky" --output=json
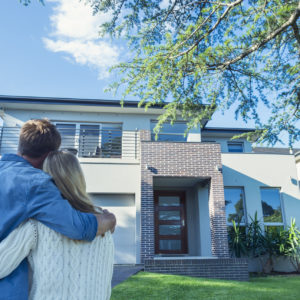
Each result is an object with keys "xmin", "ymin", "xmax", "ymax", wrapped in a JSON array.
[{"xmin": 0, "ymin": 0, "xmax": 298, "ymax": 147}]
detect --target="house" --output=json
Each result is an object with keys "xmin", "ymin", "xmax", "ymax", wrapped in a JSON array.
[{"xmin": 0, "ymin": 95, "xmax": 300, "ymax": 281}]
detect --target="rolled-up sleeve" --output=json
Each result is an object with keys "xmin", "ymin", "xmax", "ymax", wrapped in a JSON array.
[{"xmin": 27, "ymin": 177, "xmax": 97, "ymax": 241}]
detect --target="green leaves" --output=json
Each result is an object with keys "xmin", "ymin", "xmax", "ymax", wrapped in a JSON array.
[
  {"xmin": 230, "ymin": 214, "xmax": 300, "ymax": 273},
  {"xmin": 87, "ymin": 0, "xmax": 299, "ymax": 146}
]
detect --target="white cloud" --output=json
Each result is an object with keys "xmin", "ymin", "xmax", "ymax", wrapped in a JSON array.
[{"xmin": 44, "ymin": 0, "xmax": 120, "ymax": 79}]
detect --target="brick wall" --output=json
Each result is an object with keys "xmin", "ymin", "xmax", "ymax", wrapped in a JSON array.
[
  {"xmin": 140, "ymin": 130, "xmax": 229, "ymax": 262},
  {"xmin": 144, "ymin": 258, "xmax": 249, "ymax": 281}
]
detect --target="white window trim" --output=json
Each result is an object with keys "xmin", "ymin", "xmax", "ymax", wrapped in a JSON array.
[
  {"xmin": 260, "ymin": 187, "xmax": 285, "ymax": 229},
  {"xmin": 53, "ymin": 121, "xmax": 123, "ymax": 157},
  {"xmin": 224, "ymin": 186, "xmax": 247, "ymax": 226}
]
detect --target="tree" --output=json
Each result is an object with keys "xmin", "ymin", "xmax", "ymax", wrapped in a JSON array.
[{"xmin": 87, "ymin": 0, "xmax": 299, "ymax": 146}]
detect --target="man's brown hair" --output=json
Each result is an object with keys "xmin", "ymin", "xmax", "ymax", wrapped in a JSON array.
[{"xmin": 18, "ymin": 119, "xmax": 61, "ymax": 158}]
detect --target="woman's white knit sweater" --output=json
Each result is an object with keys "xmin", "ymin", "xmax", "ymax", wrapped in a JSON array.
[{"xmin": 0, "ymin": 220, "xmax": 114, "ymax": 300}]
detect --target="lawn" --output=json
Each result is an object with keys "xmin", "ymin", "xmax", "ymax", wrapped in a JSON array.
[{"xmin": 111, "ymin": 272, "xmax": 300, "ymax": 300}]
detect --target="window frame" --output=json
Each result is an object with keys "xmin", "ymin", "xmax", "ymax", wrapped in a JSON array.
[
  {"xmin": 224, "ymin": 186, "xmax": 247, "ymax": 226},
  {"xmin": 150, "ymin": 120, "xmax": 188, "ymax": 142},
  {"xmin": 260, "ymin": 187, "xmax": 285, "ymax": 230},
  {"xmin": 227, "ymin": 141, "xmax": 244, "ymax": 153},
  {"xmin": 53, "ymin": 121, "xmax": 123, "ymax": 157}
]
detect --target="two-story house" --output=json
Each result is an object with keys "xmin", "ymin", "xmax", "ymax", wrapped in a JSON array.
[{"xmin": 1, "ymin": 96, "xmax": 299, "ymax": 281}]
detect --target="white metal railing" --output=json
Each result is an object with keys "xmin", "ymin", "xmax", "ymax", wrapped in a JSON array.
[{"xmin": 0, "ymin": 127, "xmax": 140, "ymax": 160}]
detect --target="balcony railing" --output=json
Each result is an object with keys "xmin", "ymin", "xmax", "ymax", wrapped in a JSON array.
[{"xmin": 0, "ymin": 127, "xmax": 140, "ymax": 160}]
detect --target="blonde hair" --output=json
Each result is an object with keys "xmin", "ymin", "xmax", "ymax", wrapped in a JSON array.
[
  {"xmin": 43, "ymin": 151, "xmax": 97, "ymax": 213},
  {"xmin": 19, "ymin": 119, "xmax": 61, "ymax": 158}
]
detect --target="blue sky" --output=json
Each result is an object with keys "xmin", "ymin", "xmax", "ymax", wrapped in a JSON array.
[{"xmin": 0, "ymin": 0, "xmax": 298, "ymax": 147}]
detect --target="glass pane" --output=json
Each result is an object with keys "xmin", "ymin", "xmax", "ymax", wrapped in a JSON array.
[
  {"xmin": 158, "ymin": 196, "xmax": 180, "ymax": 206},
  {"xmin": 159, "ymin": 225, "xmax": 181, "ymax": 235},
  {"xmin": 151, "ymin": 121, "xmax": 187, "ymax": 142},
  {"xmin": 56, "ymin": 124, "xmax": 76, "ymax": 149},
  {"xmin": 101, "ymin": 124, "xmax": 122, "ymax": 158},
  {"xmin": 264, "ymin": 226, "xmax": 284, "ymax": 235},
  {"xmin": 159, "ymin": 210, "xmax": 180, "ymax": 221},
  {"xmin": 79, "ymin": 125, "xmax": 100, "ymax": 157},
  {"xmin": 224, "ymin": 188, "xmax": 245, "ymax": 223},
  {"xmin": 159, "ymin": 240, "xmax": 181, "ymax": 251},
  {"xmin": 228, "ymin": 143, "xmax": 243, "ymax": 152},
  {"xmin": 260, "ymin": 188, "xmax": 283, "ymax": 223}
]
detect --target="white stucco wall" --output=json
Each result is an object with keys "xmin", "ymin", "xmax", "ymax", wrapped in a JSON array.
[
  {"xmin": 222, "ymin": 153, "xmax": 300, "ymax": 227},
  {"xmin": 197, "ymin": 185, "xmax": 212, "ymax": 257},
  {"xmin": 81, "ymin": 162, "xmax": 141, "ymax": 264}
]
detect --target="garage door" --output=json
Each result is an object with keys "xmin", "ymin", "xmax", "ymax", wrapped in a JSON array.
[{"xmin": 89, "ymin": 194, "xmax": 136, "ymax": 264}]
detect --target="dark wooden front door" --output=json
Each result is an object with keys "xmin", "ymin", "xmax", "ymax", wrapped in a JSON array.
[{"xmin": 154, "ymin": 191, "xmax": 188, "ymax": 254}]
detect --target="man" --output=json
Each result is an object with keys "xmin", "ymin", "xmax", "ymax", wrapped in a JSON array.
[{"xmin": 0, "ymin": 119, "xmax": 116, "ymax": 300}]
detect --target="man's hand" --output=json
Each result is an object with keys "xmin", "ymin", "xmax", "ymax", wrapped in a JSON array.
[{"xmin": 94, "ymin": 210, "xmax": 116, "ymax": 236}]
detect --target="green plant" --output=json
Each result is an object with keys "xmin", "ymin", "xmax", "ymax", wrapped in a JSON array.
[
  {"xmin": 246, "ymin": 212, "xmax": 265, "ymax": 259},
  {"xmin": 279, "ymin": 218, "xmax": 300, "ymax": 272},
  {"xmin": 228, "ymin": 220, "xmax": 247, "ymax": 258}
]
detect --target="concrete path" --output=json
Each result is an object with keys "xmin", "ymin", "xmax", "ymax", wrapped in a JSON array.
[{"xmin": 112, "ymin": 265, "xmax": 144, "ymax": 288}]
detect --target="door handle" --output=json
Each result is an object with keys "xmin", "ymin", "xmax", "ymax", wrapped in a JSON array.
[{"xmin": 182, "ymin": 220, "xmax": 185, "ymax": 227}]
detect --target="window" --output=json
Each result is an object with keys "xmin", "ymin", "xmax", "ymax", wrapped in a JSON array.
[
  {"xmin": 150, "ymin": 121, "xmax": 187, "ymax": 142},
  {"xmin": 55, "ymin": 123, "xmax": 76, "ymax": 149},
  {"xmin": 55, "ymin": 122, "xmax": 122, "ymax": 158},
  {"xmin": 227, "ymin": 142, "xmax": 244, "ymax": 152},
  {"xmin": 224, "ymin": 187, "xmax": 246, "ymax": 225},
  {"xmin": 260, "ymin": 188, "xmax": 284, "ymax": 231},
  {"xmin": 101, "ymin": 123, "xmax": 122, "ymax": 158}
]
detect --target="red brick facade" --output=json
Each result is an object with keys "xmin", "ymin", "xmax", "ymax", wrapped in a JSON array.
[{"xmin": 140, "ymin": 130, "xmax": 229, "ymax": 261}]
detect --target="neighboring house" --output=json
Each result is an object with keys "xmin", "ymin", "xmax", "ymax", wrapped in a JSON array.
[{"xmin": 0, "ymin": 96, "xmax": 300, "ymax": 281}]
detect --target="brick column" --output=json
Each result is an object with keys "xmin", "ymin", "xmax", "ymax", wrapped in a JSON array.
[
  {"xmin": 140, "ymin": 130, "xmax": 229, "ymax": 261},
  {"xmin": 140, "ymin": 130, "xmax": 155, "ymax": 261}
]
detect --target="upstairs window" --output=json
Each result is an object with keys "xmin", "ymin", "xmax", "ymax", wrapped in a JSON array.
[
  {"xmin": 227, "ymin": 142, "xmax": 244, "ymax": 152},
  {"xmin": 56, "ymin": 123, "xmax": 76, "ymax": 150},
  {"xmin": 260, "ymin": 188, "xmax": 284, "ymax": 233},
  {"xmin": 55, "ymin": 122, "xmax": 122, "ymax": 158},
  {"xmin": 151, "ymin": 121, "xmax": 187, "ymax": 142}
]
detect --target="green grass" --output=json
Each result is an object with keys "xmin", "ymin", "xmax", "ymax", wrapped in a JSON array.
[{"xmin": 111, "ymin": 272, "xmax": 300, "ymax": 300}]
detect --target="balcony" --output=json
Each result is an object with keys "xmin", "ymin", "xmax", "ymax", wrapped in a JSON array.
[{"xmin": 0, "ymin": 127, "xmax": 140, "ymax": 160}]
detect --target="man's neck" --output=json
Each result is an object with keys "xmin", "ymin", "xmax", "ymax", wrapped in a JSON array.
[{"xmin": 17, "ymin": 153, "xmax": 45, "ymax": 169}]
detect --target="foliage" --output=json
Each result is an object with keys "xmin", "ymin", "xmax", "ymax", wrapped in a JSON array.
[
  {"xmin": 228, "ymin": 220, "xmax": 247, "ymax": 257},
  {"xmin": 279, "ymin": 218, "xmax": 300, "ymax": 272},
  {"xmin": 245, "ymin": 212, "xmax": 265, "ymax": 258},
  {"xmin": 87, "ymin": 0, "xmax": 300, "ymax": 146},
  {"xmin": 19, "ymin": 0, "xmax": 44, "ymax": 6},
  {"xmin": 229, "ymin": 213, "xmax": 300, "ymax": 273},
  {"xmin": 111, "ymin": 272, "xmax": 300, "ymax": 300}
]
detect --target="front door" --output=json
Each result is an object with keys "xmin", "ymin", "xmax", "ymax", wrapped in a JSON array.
[{"xmin": 154, "ymin": 191, "xmax": 188, "ymax": 254}]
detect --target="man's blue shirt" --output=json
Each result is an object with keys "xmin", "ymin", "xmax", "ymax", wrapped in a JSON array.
[{"xmin": 0, "ymin": 154, "xmax": 98, "ymax": 300}]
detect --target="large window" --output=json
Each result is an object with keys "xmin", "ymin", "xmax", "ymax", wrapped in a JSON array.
[
  {"xmin": 260, "ymin": 187, "xmax": 284, "ymax": 232},
  {"xmin": 224, "ymin": 187, "xmax": 246, "ymax": 225},
  {"xmin": 55, "ymin": 122, "xmax": 122, "ymax": 158},
  {"xmin": 150, "ymin": 121, "xmax": 187, "ymax": 142}
]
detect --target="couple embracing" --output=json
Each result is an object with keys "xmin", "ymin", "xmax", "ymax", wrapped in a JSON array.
[{"xmin": 0, "ymin": 119, "xmax": 116, "ymax": 300}]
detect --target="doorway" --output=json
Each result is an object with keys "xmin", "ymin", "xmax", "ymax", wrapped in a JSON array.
[{"xmin": 154, "ymin": 191, "xmax": 188, "ymax": 254}]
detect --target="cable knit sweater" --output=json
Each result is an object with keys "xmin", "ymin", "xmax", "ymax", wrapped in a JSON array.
[{"xmin": 0, "ymin": 220, "xmax": 114, "ymax": 300}]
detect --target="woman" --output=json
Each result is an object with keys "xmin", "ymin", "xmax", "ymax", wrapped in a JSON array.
[{"xmin": 0, "ymin": 151, "xmax": 114, "ymax": 300}]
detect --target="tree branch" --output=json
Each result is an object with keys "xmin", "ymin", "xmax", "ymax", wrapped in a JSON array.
[
  {"xmin": 291, "ymin": 21, "xmax": 300, "ymax": 51},
  {"xmin": 171, "ymin": 0, "xmax": 244, "ymax": 59},
  {"xmin": 210, "ymin": 3, "xmax": 300, "ymax": 69}
]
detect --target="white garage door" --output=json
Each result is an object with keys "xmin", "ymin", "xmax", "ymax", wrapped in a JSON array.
[{"xmin": 90, "ymin": 194, "xmax": 136, "ymax": 264}]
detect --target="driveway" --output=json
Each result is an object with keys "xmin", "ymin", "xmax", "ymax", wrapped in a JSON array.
[{"xmin": 112, "ymin": 265, "xmax": 144, "ymax": 287}]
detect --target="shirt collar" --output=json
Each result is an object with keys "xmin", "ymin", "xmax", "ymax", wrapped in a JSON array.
[{"xmin": 1, "ymin": 154, "xmax": 31, "ymax": 165}]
